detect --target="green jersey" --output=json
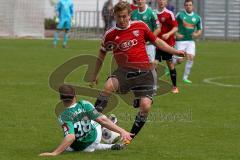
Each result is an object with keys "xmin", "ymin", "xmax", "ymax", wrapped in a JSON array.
[
  {"xmin": 131, "ymin": 5, "xmax": 159, "ymax": 32},
  {"xmin": 176, "ymin": 10, "xmax": 202, "ymax": 41},
  {"xmin": 58, "ymin": 100, "xmax": 101, "ymax": 151}
]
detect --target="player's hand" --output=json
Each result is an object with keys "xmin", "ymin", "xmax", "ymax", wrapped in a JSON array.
[
  {"xmin": 120, "ymin": 130, "xmax": 134, "ymax": 143},
  {"xmin": 192, "ymin": 32, "xmax": 199, "ymax": 39},
  {"xmin": 162, "ymin": 33, "xmax": 170, "ymax": 40},
  {"xmin": 176, "ymin": 33, "xmax": 184, "ymax": 40},
  {"xmin": 39, "ymin": 152, "xmax": 57, "ymax": 157},
  {"xmin": 175, "ymin": 50, "xmax": 186, "ymax": 57},
  {"xmin": 89, "ymin": 79, "xmax": 98, "ymax": 88}
]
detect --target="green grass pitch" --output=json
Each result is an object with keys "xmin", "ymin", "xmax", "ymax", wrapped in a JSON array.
[{"xmin": 0, "ymin": 39, "xmax": 240, "ymax": 160}]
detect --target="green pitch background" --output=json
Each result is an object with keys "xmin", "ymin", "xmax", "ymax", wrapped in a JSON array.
[{"xmin": 0, "ymin": 39, "xmax": 240, "ymax": 160}]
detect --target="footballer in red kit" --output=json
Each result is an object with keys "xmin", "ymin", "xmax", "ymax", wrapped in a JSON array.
[
  {"xmin": 156, "ymin": 8, "xmax": 177, "ymax": 47},
  {"xmin": 101, "ymin": 21, "xmax": 157, "ymax": 70},
  {"xmin": 91, "ymin": 1, "xmax": 185, "ymax": 145},
  {"xmin": 155, "ymin": 0, "xmax": 179, "ymax": 94},
  {"xmin": 130, "ymin": 0, "xmax": 138, "ymax": 11}
]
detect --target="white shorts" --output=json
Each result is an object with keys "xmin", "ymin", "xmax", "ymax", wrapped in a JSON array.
[
  {"xmin": 175, "ymin": 41, "xmax": 196, "ymax": 56},
  {"xmin": 146, "ymin": 44, "xmax": 156, "ymax": 62}
]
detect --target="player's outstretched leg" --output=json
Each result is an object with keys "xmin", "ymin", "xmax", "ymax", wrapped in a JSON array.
[
  {"xmin": 92, "ymin": 143, "xmax": 125, "ymax": 151},
  {"xmin": 129, "ymin": 97, "xmax": 151, "ymax": 144}
]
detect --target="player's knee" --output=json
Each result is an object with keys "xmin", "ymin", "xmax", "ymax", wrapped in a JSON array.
[
  {"xmin": 178, "ymin": 58, "xmax": 184, "ymax": 64},
  {"xmin": 167, "ymin": 61, "xmax": 175, "ymax": 70},
  {"xmin": 187, "ymin": 54, "xmax": 194, "ymax": 61},
  {"xmin": 104, "ymin": 83, "xmax": 114, "ymax": 94},
  {"xmin": 104, "ymin": 78, "xmax": 119, "ymax": 94},
  {"xmin": 139, "ymin": 98, "xmax": 152, "ymax": 113}
]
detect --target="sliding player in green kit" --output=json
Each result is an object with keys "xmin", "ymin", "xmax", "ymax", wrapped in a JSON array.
[{"xmin": 39, "ymin": 84, "xmax": 133, "ymax": 156}]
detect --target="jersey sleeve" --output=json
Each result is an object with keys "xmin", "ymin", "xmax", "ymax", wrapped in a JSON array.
[
  {"xmin": 62, "ymin": 121, "xmax": 75, "ymax": 136},
  {"xmin": 196, "ymin": 16, "xmax": 203, "ymax": 30},
  {"xmin": 142, "ymin": 22, "xmax": 157, "ymax": 43},
  {"xmin": 80, "ymin": 100, "xmax": 102, "ymax": 120},
  {"xmin": 170, "ymin": 11, "xmax": 178, "ymax": 27},
  {"xmin": 100, "ymin": 41, "xmax": 107, "ymax": 53},
  {"xmin": 175, "ymin": 12, "xmax": 181, "ymax": 23},
  {"xmin": 100, "ymin": 33, "xmax": 108, "ymax": 53},
  {"xmin": 151, "ymin": 10, "xmax": 160, "ymax": 30},
  {"xmin": 58, "ymin": 115, "xmax": 75, "ymax": 137}
]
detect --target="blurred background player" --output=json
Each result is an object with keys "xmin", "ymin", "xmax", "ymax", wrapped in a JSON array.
[
  {"xmin": 174, "ymin": 0, "xmax": 202, "ymax": 84},
  {"xmin": 130, "ymin": 0, "xmax": 138, "ymax": 11},
  {"xmin": 90, "ymin": 2, "xmax": 185, "ymax": 144},
  {"xmin": 154, "ymin": 0, "xmax": 179, "ymax": 93},
  {"xmin": 131, "ymin": 0, "xmax": 159, "ymax": 62},
  {"xmin": 39, "ymin": 84, "xmax": 133, "ymax": 156},
  {"xmin": 102, "ymin": 0, "xmax": 114, "ymax": 32},
  {"xmin": 53, "ymin": 0, "xmax": 74, "ymax": 48},
  {"xmin": 166, "ymin": 0, "xmax": 175, "ymax": 13}
]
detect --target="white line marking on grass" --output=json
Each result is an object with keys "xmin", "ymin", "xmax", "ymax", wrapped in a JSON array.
[{"xmin": 203, "ymin": 76, "xmax": 240, "ymax": 88}]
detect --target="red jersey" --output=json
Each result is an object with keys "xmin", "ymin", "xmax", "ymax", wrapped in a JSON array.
[
  {"xmin": 156, "ymin": 8, "xmax": 178, "ymax": 46},
  {"xmin": 130, "ymin": 4, "xmax": 138, "ymax": 11},
  {"xmin": 101, "ymin": 21, "xmax": 157, "ymax": 70}
]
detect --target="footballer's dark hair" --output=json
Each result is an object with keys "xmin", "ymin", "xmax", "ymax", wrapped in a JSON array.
[
  {"xmin": 59, "ymin": 84, "xmax": 76, "ymax": 103},
  {"xmin": 114, "ymin": 1, "xmax": 131, "ymax": 14},
  {"xmin": 184, "ymin": 0, "xmax": 193, "ymax": 4}
]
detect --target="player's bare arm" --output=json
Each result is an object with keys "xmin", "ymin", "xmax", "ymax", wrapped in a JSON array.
[
  {"xmin": 162, "ymin": 26, "xmax": 178, "ymax": 40},
  {"xmin": 89, "ymin": 51, "xmax": 107, "ymax": 87},
  {"xmin": 39, "ymin": 134, "xmax": 75, "ymax": 157},
  {"xmin": 95, "ymin": 115, "xmax": 133, "ymax": 142},
  {"xmin": 192, "ymin": 30, "xmax": 202, "ymax": 39},
  {"xmin": 153, "ymin": 27, "xmax": 161, "ymax": 36},
  {"xmin": 153, "ymin": 38, "xmax": 185, "ymax": 56}
]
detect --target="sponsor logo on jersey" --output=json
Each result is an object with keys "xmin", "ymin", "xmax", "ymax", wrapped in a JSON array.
[
  {"xmin": 133, "ymin": 30, "xmax": 139, "ymax": 37},
  {"xmin": 183, "ymin": 20, "xmax": 195, "ymax": 29},
  {"xmin": 119, "ymin": 39, "xmax": 138, "ymax": 51},
  {"xmin": 143, "ymin": 15, "xmax": 147, "ymax": 20}
]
